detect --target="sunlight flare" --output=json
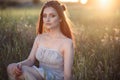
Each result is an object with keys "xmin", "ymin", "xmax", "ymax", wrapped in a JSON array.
[
  {"xmin": 99, "ymin": 0, "xmax": 109, "ymax": 7},
  {"xmin": 95, "ymin": 0, "xmax": 117, "ymax": 16},
  {"xmin": 98, "ymin": 0, "xmax": 115, "ymax": 10},
  {"xmin": 80, "ymin": 0, "xmax": 88, "ymax": 4}
]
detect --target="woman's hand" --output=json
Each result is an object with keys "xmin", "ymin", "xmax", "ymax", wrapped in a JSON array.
[{"xmin": 13, "ymin": 63, "xmax": 22, "ymax": 77}]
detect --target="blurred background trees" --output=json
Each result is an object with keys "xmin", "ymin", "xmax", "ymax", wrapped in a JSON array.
[{"xmin": 0, "ymin": 0, "xmax": 44, "ymax": 9}]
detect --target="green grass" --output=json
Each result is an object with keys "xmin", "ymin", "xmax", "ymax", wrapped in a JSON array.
[{"xmin": 0, "ymin": 3, "xmax": 120, "ymax": 80}]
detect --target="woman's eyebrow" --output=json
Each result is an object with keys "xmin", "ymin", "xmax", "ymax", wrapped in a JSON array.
[{"xmin": 49, "ymin": 13, "xmax": 56, "ymax": 15}]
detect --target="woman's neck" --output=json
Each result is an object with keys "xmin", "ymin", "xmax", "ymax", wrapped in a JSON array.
[{"xmin": 47, "ymin": 27, "xmax": 63, "ymax": 39}]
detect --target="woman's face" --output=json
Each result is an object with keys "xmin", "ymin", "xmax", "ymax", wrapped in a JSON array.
[{"xmin": 43, "ymin": 7, "xmax": 61, "ymax": 29}]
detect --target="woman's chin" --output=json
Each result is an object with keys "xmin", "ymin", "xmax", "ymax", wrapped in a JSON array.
[{"xmin": 45, "ymin": 26, "xmax": 54, "ymax": 30}]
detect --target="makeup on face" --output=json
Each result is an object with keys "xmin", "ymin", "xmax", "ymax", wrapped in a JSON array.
[{"xmin": 43, "ymin": 7, "xmax": 60, "ymax": 29}]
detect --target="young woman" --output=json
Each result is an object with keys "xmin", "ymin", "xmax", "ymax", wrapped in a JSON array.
[{"xmin": 7, "ymin": 0, "xmax": 74, "ymax": 80}]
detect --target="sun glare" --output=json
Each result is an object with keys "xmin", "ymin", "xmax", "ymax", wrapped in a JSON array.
[
  {"xmin": 99, "ymin": 0, "xmax": 109, "ymax": 7},
  {"xmin": 98, "ymin": 0, "xmax": 115, "ymax": 10},
  {"xmin": 80, "ymin": 0, "xmax": 88, "ymax": 4},
  {"xmin": 96, "ymin": 0, "xmax": 116, "ymax": 15}
]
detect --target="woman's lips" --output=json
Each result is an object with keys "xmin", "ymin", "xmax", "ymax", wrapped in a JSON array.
[{"xmin": 46, "ymin": 23, "xmax": 51, "ymax": 25}]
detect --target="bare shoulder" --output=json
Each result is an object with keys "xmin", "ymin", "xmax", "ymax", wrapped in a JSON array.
[
  {"xmin": 63, "ymin": 38, "xmax": 73, "ymax": 46},
  {"xmin": 62, "ymin": 38, "xmax": 73, "ymax": 50}
]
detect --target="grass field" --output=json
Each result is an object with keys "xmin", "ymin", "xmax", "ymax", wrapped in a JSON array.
[{"xmin": 0, "ymin": 3, "xmax": 120, "ymax": 80}]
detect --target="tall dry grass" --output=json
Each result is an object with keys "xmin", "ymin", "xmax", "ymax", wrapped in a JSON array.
[{"xmin": 0, "ymin": 3, "xmax": 120, "ymax": 80}]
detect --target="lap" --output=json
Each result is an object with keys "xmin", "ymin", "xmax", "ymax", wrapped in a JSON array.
[
  {"xmin": 7, "ymin": 63, "xmax": 43, "ymax": 80},
  {"xmin": 21, "ymin": 66, "xmax": 43, "ymax": 80}
]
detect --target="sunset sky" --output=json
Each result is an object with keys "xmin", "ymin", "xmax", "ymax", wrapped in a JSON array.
[{"xmin": 60, "ymin": 0, "xmax": 119, "ymax": 9}]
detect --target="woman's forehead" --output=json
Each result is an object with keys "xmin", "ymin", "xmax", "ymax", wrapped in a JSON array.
[{"xmin": 43, "ymin": 7, "xmax": 58, "ymax": 14}]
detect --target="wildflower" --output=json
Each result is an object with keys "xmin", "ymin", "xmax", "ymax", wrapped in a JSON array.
[
  {"xmin": 113, "ymin": 28, "xmax": 119, "ymax": 35},
  {"xmin": 115, "ymin": 37, "xmax": 119, "ymax": 41},
  {"xmin": 25, "ymin": 24, "xmax": 28, "ymax": 27},
  {"xmin": 101, "ymin": 39, "xmax": 105, "ymax": 43},
  {"xmin": 105, "ymin": 27, "xmax": 108, "ymax": 31}
]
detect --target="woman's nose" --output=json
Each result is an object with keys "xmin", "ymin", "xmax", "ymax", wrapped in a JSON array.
[{"xmin": 46, "ymin": 17, "xmax": 50, "ymax": 22}]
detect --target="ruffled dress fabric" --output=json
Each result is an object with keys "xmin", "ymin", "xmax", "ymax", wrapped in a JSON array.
[{"xmin": 33, "ymin": 46, "xmax": 64, "ymax": 80}]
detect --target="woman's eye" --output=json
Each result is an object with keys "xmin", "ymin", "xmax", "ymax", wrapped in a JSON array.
[{"xmin": 51, "ymin": 15, "xmax": 56, "ymax": 18}]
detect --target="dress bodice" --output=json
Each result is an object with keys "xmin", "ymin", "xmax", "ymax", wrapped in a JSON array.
[{"xmin": 35, "ymin": 46, "xmax": 64, "ymax": 80}]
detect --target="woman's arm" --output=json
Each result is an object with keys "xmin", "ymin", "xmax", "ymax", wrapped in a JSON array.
[
  {"xmin": 17, "ymin": 35, "xmax": 40, "ymax": 67},
  {"xmin": 13, "ymin": 35, "xmax": 40, "ymax": 77},
  {"xmin": 64, "ymin": 39, "xmax": 74, "ymax": 80}
]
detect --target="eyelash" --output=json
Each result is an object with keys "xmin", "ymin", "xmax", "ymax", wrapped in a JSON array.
[{"xmin": 51, "ymin": 15, "xmax": 56, "ymax": 17}]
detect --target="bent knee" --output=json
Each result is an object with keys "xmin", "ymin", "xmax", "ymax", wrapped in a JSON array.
[
  {"xmin": 7, "ymin": 63, "xmax": 16, "ymax": 74},
  {"xmin": 21, "ymin": 66, "xmax": 43, "ymax": 79}
]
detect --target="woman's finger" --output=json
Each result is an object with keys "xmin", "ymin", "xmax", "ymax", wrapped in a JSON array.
[
  {"xmin": 13, "ymin": 65, "xmax": 22, "ymax": 75},
  {"xmin": 15, "ymin": 70, "xmax": 22, "ymax": 76},
  {"xmin": 15, "ymin": 68, "xmax": 22, "ymax": 73}
]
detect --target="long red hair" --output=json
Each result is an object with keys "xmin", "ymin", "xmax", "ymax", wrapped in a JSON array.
[{"xmin": 36, "ymin": 0, "xmax": 74, "ymax": 40}]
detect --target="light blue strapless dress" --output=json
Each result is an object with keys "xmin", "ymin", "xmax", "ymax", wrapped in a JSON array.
[{"xmin": 33, "ymin": 46, "xmax": 64, "ymax": 80}]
